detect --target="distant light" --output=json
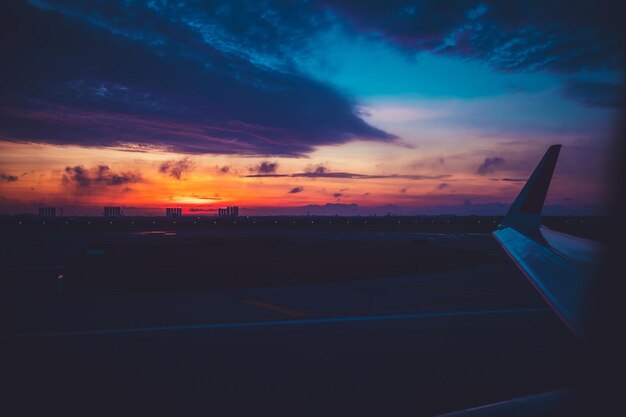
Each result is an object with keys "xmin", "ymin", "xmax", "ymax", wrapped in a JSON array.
[
  {"xmin": 18, "ymin": 221, "xmax": 22, "ymax": 225},
  {"xmin": 42, "ymin": 221, "xmax": 45, "ymax": 224}
]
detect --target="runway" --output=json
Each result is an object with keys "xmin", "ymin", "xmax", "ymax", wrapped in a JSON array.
[{"xmin": 4, "ymin": 262, "xmax": 577, "ymax": 416}]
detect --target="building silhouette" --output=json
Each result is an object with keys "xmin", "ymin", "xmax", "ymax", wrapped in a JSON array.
[
  {"xmin": 103, "ymin": 206, "xmax": 122, "ymax": 217},
  {"xmin": 218, "ymin": 206, "xmax": 239, "ymax": 217},
  {"xmin": 166, "ymin": 207, "xmax": 182, "ymax": 217},
  {"xmin": 38, "ymin": 207, "xmax": 60, "ymax": 217}
]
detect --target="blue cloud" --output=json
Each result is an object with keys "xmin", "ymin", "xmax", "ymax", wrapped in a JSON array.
[
  {"xmin": 0, "ymin": 1, "xmax": 394, "ymax": 156},
  {"xmin": 324, "ymin": 0, "xmax": 624, "ymax": 72}
]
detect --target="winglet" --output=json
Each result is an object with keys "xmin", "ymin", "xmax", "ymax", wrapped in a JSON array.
[{"xmin": 500, "ymin": 145, "xmax": 561, "ymax": 230}]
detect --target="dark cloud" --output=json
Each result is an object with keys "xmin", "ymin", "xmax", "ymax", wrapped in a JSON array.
[
  {"xmin": 159, "ymin": 157, "xmax": 194, "ymax": 180},
  {"xmin": 492, "ymin": 177, "xmax": 525, "ymax": 182},
  {"xmin": 250, "ymin": 161, "xmax": 279, "ymax": 174},
  {"xmin": 0, "ymin": 1, "xmax": 394, "ymax": 157},
  {"xmin": 561, "ymin": 79, "xmax": 625, "ymax": 108},
  {"xmin": 400, "ymin": 187, "xmax": 408, "ymax": 193},
  {"xmin": 305, "ymin": 165, "xmax": 328, "ymax": 175},
  {"xmin": 247, "ymin": 169, "xmax": 450, "ymax": 180},
  {"xmin": 325, "ymin": 1, "xmax": 624, "ymax": 72},
  {"xmin": 437, "ymin": 183, "xmax": 449, "ymax": 189},
  {"xmin": 62, "ymin": 165, "xmax": 142, "ymax": 188},
  {"xmin": 218, "ymin": 165, "xmax": 231, "ymax": 174},
  {"xmin": 476, "ymin": 157, "xmax": 505, "ymax": 175},
  {"xmin": 332, "ymin": 192, "xmax": 343, "ymax": 198},
  {"xmin": 0, "ymin": 171, "xmax": 19, "ymax": 182},
  {"xmin": 288, "ymin": 186, "xmax": 304, "ymax": 194},
  {"xmin": 245, "ymin": 173, "xmax": 289, "ymax": 178}
]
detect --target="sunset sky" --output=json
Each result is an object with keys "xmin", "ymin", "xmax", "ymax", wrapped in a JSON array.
[{"xmin": 0, "ymin": 0, "xmax": 622, "ymax": 216}]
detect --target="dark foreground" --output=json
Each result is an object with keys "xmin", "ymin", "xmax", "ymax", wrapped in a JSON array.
[{"xmin": 1, "ymin": 216, "xmax": 591, "ymax": 416}]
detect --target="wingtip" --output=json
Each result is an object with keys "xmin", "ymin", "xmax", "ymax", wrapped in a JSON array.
[{"xmin": 500, "ymin": 145, "xmax": 562, "ymax": 229}]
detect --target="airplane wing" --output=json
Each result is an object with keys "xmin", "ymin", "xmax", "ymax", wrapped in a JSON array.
[
  {"xmin": 492, "ymin": 144, "xmax": 601, "ymax": 339},
  {"xmin": 431, "ymin": 146, "xmax": 603, "ymax": 416}
]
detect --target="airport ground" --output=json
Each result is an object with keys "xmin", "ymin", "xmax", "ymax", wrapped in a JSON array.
[{"xmin": 1, "ymin": 216, "xmax": 599, "ymax": 415}]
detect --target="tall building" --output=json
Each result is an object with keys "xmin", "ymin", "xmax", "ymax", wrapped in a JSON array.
[
  {"xmin": 103, "ymin": 206, "xmax": 122, "ymax": 217},
  {"xmin": 218, "ymin": 206, "xmax": 239, "ymax": 217},
  {"xmin": 166, "ymin": 207, "xmax": 182, "ymax": 217},
  {"xmin": 38, "ymin": 207, "xmax": 59, "ymax": 217}
]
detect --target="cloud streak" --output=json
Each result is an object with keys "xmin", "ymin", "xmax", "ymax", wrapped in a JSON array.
[{"xmin": 246, "ymin": 170, "xmax": 451, "ymax": 180}]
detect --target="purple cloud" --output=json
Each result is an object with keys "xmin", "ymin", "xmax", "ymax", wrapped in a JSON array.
[
  {"xmin": 0, "ymin": 1, "xmax": 395, "ymax": 156},
  {"xmin": 159, "ymin": 157, "xmax": 194, "ymax": 180},
  {"xmin": 477, "ymin": 157, "xmax": 505, "ymax": 175},
  {"xmin": 62, "ymin": 165, "xmax": 142, "ymax": 188},
  {"xmin": 250, "ymin": 161, "xmax": 279, "ymax": 174},
  {"xmin": 0, "ymin": 171, "xmax": 18, "ymax": 182}
]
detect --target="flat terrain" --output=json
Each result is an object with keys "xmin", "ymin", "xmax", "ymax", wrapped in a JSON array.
[{"xmin": 1, "ymin": 216, "xmax": 591, "ymax": 416}]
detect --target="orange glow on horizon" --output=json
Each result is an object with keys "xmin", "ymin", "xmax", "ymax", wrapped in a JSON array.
[{"xmin": 0, "ymin": 140, "xmax": 606, "ymax": 216}]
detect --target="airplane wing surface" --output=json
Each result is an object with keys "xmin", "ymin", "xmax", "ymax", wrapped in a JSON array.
[
  {"xmin": 492, "ymin": 144, "xmax": 601, "ymax": 338},
  {"xmin": 432, "ymin": 146, "xmax": 602, "ymax": 416}
]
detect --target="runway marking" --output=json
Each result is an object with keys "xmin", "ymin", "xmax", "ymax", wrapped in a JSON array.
[
  {"xmin": 242, "ymin": 299, "xmax": 309, "ymax": 318},
  {"xmin": 412, "ymin": 286, "xmax": 505, "ymax": 298},
  {"xmin": 2, "ymin": 307, "xmax": 549, "ymax": 340}
]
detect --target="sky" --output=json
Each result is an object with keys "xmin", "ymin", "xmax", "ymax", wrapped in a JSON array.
[{"xmin": 0, "ymin": 0, "xmax": 623, "ymax": 216}]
